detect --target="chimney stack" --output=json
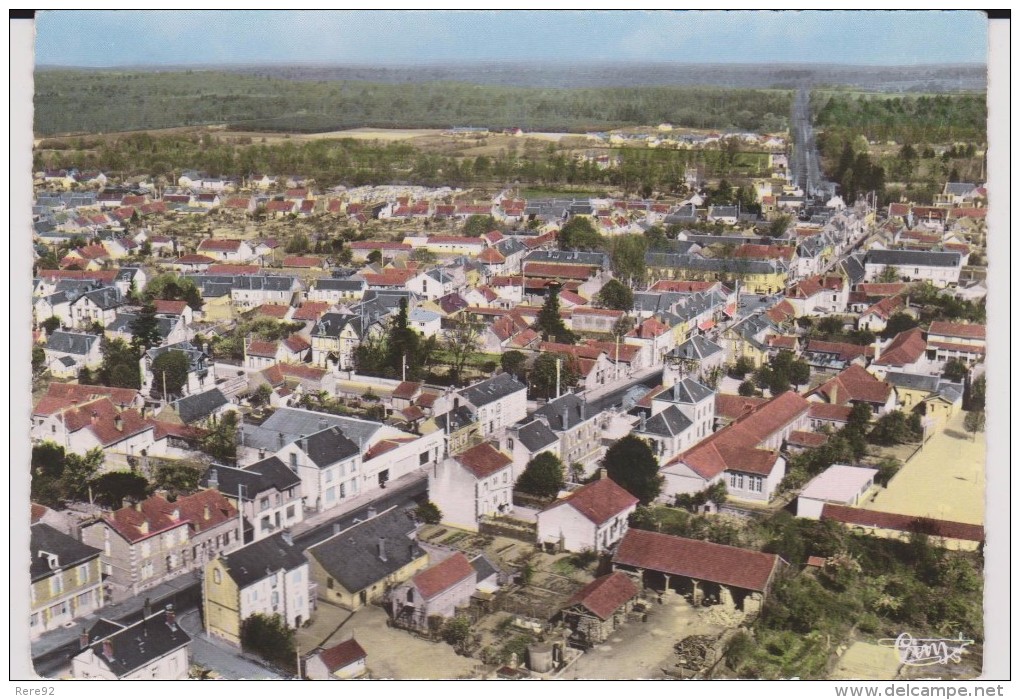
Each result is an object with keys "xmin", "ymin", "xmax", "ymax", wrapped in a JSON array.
[
  {"xmin": 562, "ymin": 407, "xmax": 569, "ymax": 431},
  {"xmin": 79, "ymin": 632, "xmax": 90, "ymax": 650},
  {"xmin": 674, "ymin": 382, "xmax": 681, "ymax": 402},
  {"xmin": 165, "ymin": 605, "xmax": 176, "ymax": 630},
  {"xmin": 377, "ymin": 537, "xmax": 387, "ymax": 562},
  {"xmin": 114, "ymin": 414, "xmax": 123, "ymax": 432},
  {"xmin": 640, "ymin": 414, "xmax": 647, "ymax": 432},
  {"xmin": 102, "ymin": 639, "xmax": 114, "ymax": 661},
  {"xmin": 598, "ymin": 468, "xmax": 607, "ymax": 480},
  {"xmin": 208, "ymin": 468, "xmax": 218, "ymax": 490},
  {"xmin": 91, "ymin": 410, "xmax": 99, "ymax": 425},
  {"xmin": 281, "ymin": 530, "xmax": 293, "ymax": 546}
]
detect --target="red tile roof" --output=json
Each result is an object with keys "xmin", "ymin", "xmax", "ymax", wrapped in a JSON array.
[
  {"xmin": 670, "ymin": 391, "xmax": 808, "ymax": 479},
  {"xmin": 874, "ymin": 327, "xmax": 926, "ymax": 367},
  {"xmin": 549, "ymin": 478, "xmax": 638, "ymax": 525},
  {"xmin": 175, "ymin": 254, "xmax": 216, "ymax": 265},
  {"xmin": 766, "ymin": 335, "xmax": 798, "ymax": 350},
  {"xmin": 456, "ymin": 442, "xmax": 512, "ymax": 479},
  {"xmin": 283, "ymin": 335, "xmax": 311, "ymax": 353},
  {"xmin": 857, "ymin": 283, "xmax": 909, "ymax": 298},
  {"xmin": 786, "ymin": 430, "xmax": 829, "ymax": 448},
  {"xmin": 714, "ymin": 394, "xmax": 767, "ymax": 421},
  {"xmin": 45, "ymin": 382, "xmax": 139, "ymax": 408},
  {"xmin": 153, "ymin": 300, "xmax": 189, "ymax": 316},
  {"xmin": 805, "ymin": 339, "xmax": 875, "ymax": 362},
  {"xmin": 105, "ymin": 490, "xmax": 236, "ymax": 544},
  {"xmin": 254, "ymin": 304, "xmax": 291, "ymax": 319},
  {"xmin": 197, "ymin": 239, "xmax": 244, "ymax": 252},
  {"xmin": 362, "ymin": 269, "xmax": 417, "ymax": 287},
  {"xmin": 317, "ymin": 639, "xmax": 367, "ymax": 672},
  {"xmin": 391, "ymin": 381, "xmax": 421, "ymax": 400},
  {"xmin": 267, "ymin": 200, "xmax": 296, "ymax": 213},
  {"xmin": 563, "ymin": 571, "xmax": 639, "ymax": 620},
  {"xmin": 807, "ymin": 402, "xmax": 852, "ymax": 423},
  {"xmin": 787, "ymin": 275, "xmax": 844, "ymax": 300},
  {"xmin": 279, "ymin": 363, "xmax": 327, "ymax": 381},
  {"xmin": 283, "ymin": 255, "xmax": 324, "ymax": 268},
  {"xmin": 523, "ymin": 262, "xmax": 597, "ymax": 280},
  {"xmin": 291, "ymin": 301, "xmax": 330, "ymax": 322},
  {"xmin": 247, "ymin": 340, "xmax": 279, "ymax": 358},
  {"xmin": 812, "ymin": 365, "xmax": 893, "ymax": 405},
  {"xmin": 862, "ymin": 295, "xmax": 905, "ymax": 321},
  {"xmin": 820, "ymin": 505, "xmax": 983, "ymax": 542},
  {"xmin": 207, "ymin": 264, "xmax": 261, "ymax": 275},
  {"xmin": 77, "ymin": 244, "xmax": 110, "ymax": 260},
  {"xmin": 151, "ymin": 420, "xmax": 208, "ymax": 442},
  {"xmin": 412, "ymin": 552, "xmax": 476, "ymax": 600},
  {"xmin": 733, "ymin": 244, "xmax": 796, "ymax": 261},
  {"xmin": 31, "ymin": 503, "xmax": 48, "ymax": 524},
  {"xmin": 349, "ymin": 241, "xmax": 412, "ymax": 251},
  {"xmin": 476, "ymin": 247, "xmax": 506, "ymax": 264},
  {"xmin": 56, "ymin": 398, "xmax": 153, "ymax": 447},
  {"xmin": 614, "ymin": 529, "xmax": 780, "ymax": 593},
  {"xmin": 928, "ymin": 321, "xmax": 985, "ymax": 340},
  {"xmin": 766, "ymin": 299, "xmax": 798, "ymax": 324}
]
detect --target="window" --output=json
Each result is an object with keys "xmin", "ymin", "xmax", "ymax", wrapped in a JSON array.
[
  {"xmin": 261, "ymin": 516, "xmax": 271, "ymax": 532},
  {"xmin": 419, "ymin": 452, "xmax": 429, "ymax": 466},
  {"xmin": 260, "ymin": 496, "xmax": 271, "ymax": 511},
  {"xmin": 327, "ymin": 577, "xmax": 334, "ymax": 589},
  {"xmin": 293, "ymin": 569, "xmax": 301, "ymax": 583},
  {"xmin": 289, "ymin": 453, "xmax": 298, "ymax": 468},
  {"xmin": 271, "ymin": 591, "xmax": 280, "ymax": 607},
  {"xmin": 730, "ymin": 473, "xmax": 744, "ymax": 490},
  {"xmin": 77, "ymin": 564, "xmax": 90, "ymax": 586},
  {"xmin": 325, "ymin": 487, "xmax": 336, "ymax": 502},
  {"xmin": 749, "ymin": 476, "xmax": 764, "ymax": 493},
  {"xmin": 325, "ymin": 469, "xmax": 334, "ymax": 484},
  {"xmin": 286, "ymin": 505, "xmax": 295, "ymax": 519},
  {"xmin": 50, "ymin": 573, "xmax": 63, "ymax": 596}
]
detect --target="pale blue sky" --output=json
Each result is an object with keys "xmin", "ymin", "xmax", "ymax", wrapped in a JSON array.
[{"xmin": 34, "ymin": 10, "xmax": 987, "ymax": 67}]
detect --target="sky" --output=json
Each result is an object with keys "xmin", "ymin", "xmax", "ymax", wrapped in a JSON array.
[{"xmin": 33, "ymin": 10, "xmax": 988, "ymax": 68}]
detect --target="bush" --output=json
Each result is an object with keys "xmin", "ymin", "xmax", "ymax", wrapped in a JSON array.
[
  {"xmin": 738, "ymin": 380, "xmax": 757, "ymax": 397},
  {"xmin": 240, "ymin": 613, "xmax": 296, "ymax": 674},
  {"xmin": 515, "ymin": 452, "xmax": 565, "ymax": 499},
  {"xmin": 415, "ymin": 501, "xmax": 442, "ymax": 524}
]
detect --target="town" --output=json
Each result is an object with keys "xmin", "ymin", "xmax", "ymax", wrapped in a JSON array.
[{"xmin": 26, "ymin": 76, "xmax": 988, "ymax": 680}]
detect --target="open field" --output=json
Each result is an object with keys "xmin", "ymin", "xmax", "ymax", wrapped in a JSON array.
[
  {"xmin": 865, "ymin": 410, "xmax": 985, "ymax": 525},
  {"xmin": 830, "ymin": 641, "xmax": 903, "ymax": 681}
]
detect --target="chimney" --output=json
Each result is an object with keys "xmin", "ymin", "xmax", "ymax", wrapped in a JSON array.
[
  {"xmin": 409, "ymin": 543, "xmax": 416, "ymax": 559},
  {"xmin": 674, "ymin": 382, "xmax": 681, "ymax": 402},
  {"xmin": 79, "ymin": 632, "xmax": 90, "ymax": 651},
  {"xmin": 598, "ymin": 468, "xmax": 607, "ymax": 480},
  {"xmin": 91, "ymin": 410, "xmax": 99, "ymax": 425},
  {"xmin": 281, "ymin": 530, "xmax": 293, "ymax": 546},
  {"xmin": 102, "ymin": 639, "xmax": 114, "ymax": 661},
  {"xmin": 203, "ymin": 504, "xmax": 210, "ymax": 520},
  {"xmin": 165, "ymin": 605, "xmax": 177, "ymax": 631},
  {"xmin": 873, "ymin": 337, "xmax": 882, "ymax": 363},
  {"xmin": 640, "ymin": 414, "xmax": 647, "ymax": 432},
  {"xmin": 114, "ymin": 414, "xmax": 123, "ymax": 432},
  {"xmin": 562, "ymin": 407, "xmax": 569, "ymax": 431},
  {"xmin": 208, "ymin": 468, "xmax": 218, "ymax": 490},
  {"xmin": 377, "ymin": 537, "xmax": 387, "ymax": 562}
]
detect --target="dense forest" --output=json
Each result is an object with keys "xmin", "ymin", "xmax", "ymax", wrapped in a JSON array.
[
  {"xmin": 33, "ymin": 70, "xmax": 793, "ymax": 136},
  {"xmin": 813, "ymin": 92, "xmax": 987, "ymax": 144},
  {"xmin": 35, "ymin": 132, "xmax": 771, "ymax": 193}
]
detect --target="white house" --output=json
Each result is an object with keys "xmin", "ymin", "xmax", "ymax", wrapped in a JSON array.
[
  {"xmin": 196, "ymin": 239, "xmax": 256, "ymax": 263},
  {"xmin": 72, "ymin": 608, "xmax": 190, "ymax": 680},
  {"xmin": 304, "ymin": 638, "xmax": 368, "ymax": 680},
  {"xmin": 204, "ymin": 532, "xmax": 312, "ymax": 645},
  {"xmin": 429, "ymin": 442, "xmax": 514, "ymax": 531},
  {"xmin": 44, "ymin": 331, "xmax": 103, "ymax": 378},
  {"xmin": 202, "ymin": 459, "xmax": 304, "ymax": 543},
  {"xmin": 797, "ymin": 465, "xmax": 878, "ymax": 519},
  {"xmin": 458, "ymin": 374, "xmax": 528, "ymax": 438},
  {"xmin": 863, "ymin": 250, "xmax": 962, "ymax": 288},
  {"xmin": 536, "ymin": 477, "xmax": 638, "ymax": 553},
  {"xmin": 388, "ymin": 552, "xmax": 477, "ymax": 631}
]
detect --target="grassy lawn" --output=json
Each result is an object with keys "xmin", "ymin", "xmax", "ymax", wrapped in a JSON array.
[{"xmin": 520, "ymin": 188, "xmax": 608, "ymax": 200}]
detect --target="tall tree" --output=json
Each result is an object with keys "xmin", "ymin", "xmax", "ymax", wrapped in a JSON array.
[
  {"xmin": 602, "ymin": 435, "xmax": 662, "ymax": 505},
  {"xmin": 443, "ymin": 318, "xmax": 483, "ymax": 384},
  {"xmin": 535, "ymin": 284, "xmax": 575, "ymax": 344},
  {"xmin": 500, "ymin": 350, "xmax": 527, "ymax": 382},
  {"xmin": 608, "ymin": 235, "xmax": 648, "ymax": 285},
  {"xmin": 151, "ymin": 350, "xmax": 190, "ymax": 399},
  {"xmin": 202, "ymin": 411, "xmax": 239, "ymax": 464},
  {"xmin": 529, "ymin": 353, "xmax": 579, "ymax": 400},
  {"xmin": 595, "ymin": 279, "xmax": 634, "ymax": 311},
  {"xmin": 129, "ymin": 303, "xmax": 163, "ymax": 352},
  {"xmin": 463, "ymin": 214, "xmax": 499, "ymax": 237},
  {"xmin": 515, "ymin": 452, "xmax": 566, "ymax": 498},
  {"xmin": 558, "ymin": 217, "xmax": 602, "ymax": 251}
]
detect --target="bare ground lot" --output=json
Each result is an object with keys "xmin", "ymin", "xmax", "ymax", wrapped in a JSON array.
[{"xmin": 865, "ymin": 411, "xmax": 985, "ymax": 526}]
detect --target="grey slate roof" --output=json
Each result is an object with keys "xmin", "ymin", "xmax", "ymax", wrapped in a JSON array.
[
  {"xmin": 883, "ymin": 372, "xmax": 940, "ymax": 393},
  {"xmin": 865, "ymin": 249, "xmax": 962, "ymax": 268},
  {"xmin": 108, "ymin": 313, "xmax": 178, "ymax": 340},
  {"xmin": 201, "ymin": 458, "xmax": 302, "ymax": 498},
  {"xmin": 945, "ymin": 182, "xmax": 976, "ymax": 196},
  {"xmin": 434, "ymin": 405, "xmax": 476, "ymax": 433},
  {"xmin": 172, "ymin": 388, "xmax": 229, "ymax": 423},
  {"xmin": 470, "ymin": 553, "xmax": 500, "ymax": 584},
  {"xmin": 46, "ymin": 330, "xmax": 99, "ymax": 356},
  {"xmin": 460, "ymin": 373, "xmax": 526, "ymax": 408},
  {"xmin": 673, "ymin": 335, "xmax": 724, "ymax": 361},
  {"xmin": 221, "ymin": 532, "xmax": 307, "ymax": 589},
  {"xmin": 655, "ymin": 378, "xmax": 714, "ymax": 405},
  {"xmin": 312, "ymin": 312, "xmax": 364, "ymax": 339},
  {"xmin": 231, "ymin": 275, "xmax": 300, "ymax": 292},
  {"xmin": 841, "ymin": 254, "xmax": 867, "ymax": 285},
  {"xmin": 514, "ymin": 418, "xmax": 559, "ymax": 453},
  {"xmin": 79, "ymin": 611, "xmax": 190, "ymax": 677},
  {"xmin": 241, "ymin": 408, "xmax": 381, "ymax": 456},
  {"xmin": 525, "ymin": 250, "xmax": 609, "ymax": 267},
  {"xmin": 316, "ymin": 278, "xmax": 366, "ymax": 292},
  {"xmin": 146, "ymin": 341, "xmax": 207, "ymax": 372},
  {"xmin": 80, "ymin": 287, "xmax": 122, "ymax": 310},
  {"xmin": 300, "ymin": 425, "xmax": 361, "ymax": 468},
  {"xmin": 307, "ymin": 506, "xmax": 423, "ymax": 594},
  {"xmin": 639, "ymin": 404, "xmax": 693, "ymax": 437},
  {"xmin": 533, "ymin": 392, "xmax": 590, "ymax": 432},
  {"xmin": 30, "ymin": 523, "xmax": 102, "ymax": 582}
]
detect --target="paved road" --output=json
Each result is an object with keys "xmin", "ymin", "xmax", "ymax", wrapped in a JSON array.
[
  {"xmin": 790, "ymin": 87, "xmax": 829, "ymax": 200},
  {"xmin": 583, "ymin": 369, "xmax": 664, "ymax": 416}
]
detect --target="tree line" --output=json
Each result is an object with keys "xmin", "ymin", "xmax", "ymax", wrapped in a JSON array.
[{"xmin": 34, "ymin": 70, "xmax": 793, "ymax": 136}]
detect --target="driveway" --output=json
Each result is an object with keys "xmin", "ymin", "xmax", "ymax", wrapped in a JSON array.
[{"xmin": 179, "ymin": 609, "xmax": 284, "ymax": 680}]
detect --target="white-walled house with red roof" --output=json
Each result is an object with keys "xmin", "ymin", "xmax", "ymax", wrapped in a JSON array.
[
  {"xmin": 196, "ymin": 238, "xmax": 255, "ymax": 263},
  {"xmin": 536, "ymin": 477, "xmax": 638, "ymax": 554},
  {"xmin": 429, "ymin": 442, "xmax": 514, "ymax": 531}
]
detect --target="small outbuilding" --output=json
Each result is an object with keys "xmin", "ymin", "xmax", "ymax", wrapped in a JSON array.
[
  {"xmin": 797, "ymin": 464, "xmax": 878, "ymax": 519},
  {"xmin": 559, "ymin": 571, "xmax": 639, "ymax": 648},
  {"xmin": 304, "ymin": 638, "xmax": 368, "ymax": 679}
]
